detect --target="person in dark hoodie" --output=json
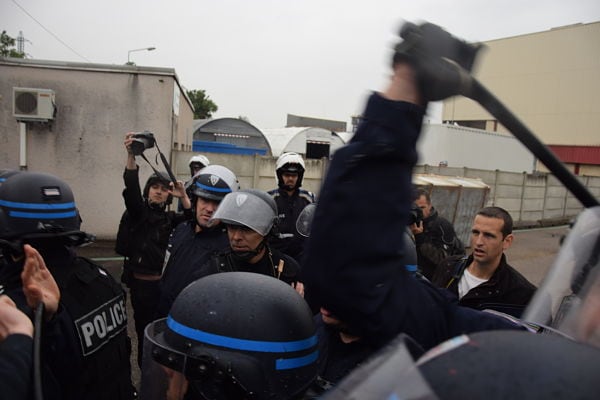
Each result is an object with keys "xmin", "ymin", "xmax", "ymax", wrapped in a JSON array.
[
  {"xmin": 410, "ymin": 188, "xmax": 464, "ymax": 280},
  {"xmin": 116, "ymin": 132, "xmax": 192, "ymax": 367}
]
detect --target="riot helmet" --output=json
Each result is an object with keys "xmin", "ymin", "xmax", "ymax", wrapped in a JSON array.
[
  {"xmin": 190, "ymin": 165, "xmax": 239, "ymax": 202},
  {"xmin": 211, "ymin": 189, "xmax": 277, "ymax": 236},
  {"xmin": 0, "ymin": 170, "xmax": 21, "ymax": 186},
  {"xmin": 276, "ymin": 152, "xmax": 305, "ymax": 190},
  {"xmin": 143, "ymin": 171, "xmax": 173, "ymax": 207},
  {"xmin": 325, "ymin": 330, "xmax": 600, "ymax": 400},
  {"xmin": 0, "ymin": 171, "xmax": 92, "ymax": 248},
  {"xmin": 189, "ymin": 154, "xmax": 210, "ymax": 177},
  {"xmin": 144, "ymin": 272, "xmax": 318, "ymax": 400}
]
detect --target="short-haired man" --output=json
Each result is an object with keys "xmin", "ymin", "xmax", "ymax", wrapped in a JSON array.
[
  {"xmin": 432, "ymin": 206, "xmax": 536, "ymax": 317},
  {"xmin": 410, "ymin": 188, "xmax": 464, "ymax": 280}
]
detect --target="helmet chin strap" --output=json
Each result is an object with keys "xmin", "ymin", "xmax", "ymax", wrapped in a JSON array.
[{"xmin": 231, "ymin": 239, "xmax": 266, "ymax": 262}]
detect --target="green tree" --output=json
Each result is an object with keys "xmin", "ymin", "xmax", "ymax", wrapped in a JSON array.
[
  {"xmin": 186, "ymin": 89, "xmax": 218, "ymax": 119},
  {"xmin": 0, "ymin": 31, "xmax": 25, "ymax": 58}
]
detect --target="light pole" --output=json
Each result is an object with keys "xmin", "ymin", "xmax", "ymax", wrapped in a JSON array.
[{"xmin": 127, "ymin": 47, "xmax": 156, "ymax": 64}]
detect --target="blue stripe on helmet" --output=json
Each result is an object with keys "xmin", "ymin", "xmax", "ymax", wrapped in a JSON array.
[
  {"xmin": 0, "ymin": 199, "xmax": 76, "ymax": 210},
  {"xmin": 195, "ymin": 182, "xmax": 232, "ymax": 193},
  {"xmin": 167, "ymin": 316, "xmax": 317, "ymax": 353},
  {"xmin": 9, "ymin": 210, "xmax": 78, "ymax": 219},
  {"xmin": 275, "ymin": 349, "xmax": 319, "ymax": 370}
]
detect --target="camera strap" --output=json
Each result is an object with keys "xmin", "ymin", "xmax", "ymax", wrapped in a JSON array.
[{"xmin": 138, "ymin": 141, "xmax": 178, "ymax": 184}]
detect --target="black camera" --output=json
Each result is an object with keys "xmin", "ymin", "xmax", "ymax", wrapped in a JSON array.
[
  {"xmin": 408, "ymin": 204, "xmax": 424, "ymax": 226},
  {"xmin": 130, "ymin": 131, "xmax": 156, "ymax": 156}
]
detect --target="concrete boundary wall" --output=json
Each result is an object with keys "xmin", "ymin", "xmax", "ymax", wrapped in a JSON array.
[
  {"xmin": 174, "ymin": 152, "xmax": 598, "ymax": 231},
  {"xmin": 413, "ymin": 164, "xmax": 600, "ymax": 227}
]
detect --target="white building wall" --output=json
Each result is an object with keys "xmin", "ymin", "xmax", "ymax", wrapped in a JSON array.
[
  {"xmin": 0, "ymin": 58, "xmax": 194, "ymax": 239},
  {"xmin": 417, "ymin": 123, "xmax": 535, "ymax": 173}
]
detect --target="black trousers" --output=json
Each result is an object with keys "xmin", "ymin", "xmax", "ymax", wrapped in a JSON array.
[{"xmin": 128, "ymin": 277, "xmax": 161, "ymax": 368}]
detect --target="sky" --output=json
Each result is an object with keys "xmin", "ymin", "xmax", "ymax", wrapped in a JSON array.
[{"xmin": 2, "ymin": 0, "xmax": 600, "ymax": 129}]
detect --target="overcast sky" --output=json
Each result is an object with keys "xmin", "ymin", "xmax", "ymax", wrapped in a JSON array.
[{"xmin": 3, "ymin": 0, "xmax": 599, "ymax": 129}]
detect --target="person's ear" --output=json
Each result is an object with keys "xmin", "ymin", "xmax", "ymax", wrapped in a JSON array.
[{"xmin": 503, "ymin": 233, "xmax": 514, "ymax": 250}]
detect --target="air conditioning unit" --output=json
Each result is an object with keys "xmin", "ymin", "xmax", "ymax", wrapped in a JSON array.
[{"xmin": 13, "ymin": 87, "xmax": 56, "ymax": 121}]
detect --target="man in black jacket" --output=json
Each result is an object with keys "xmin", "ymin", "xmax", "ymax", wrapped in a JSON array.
[
  {"xmin": 117, "ymin": 132, "xmax": 192, "ymax": 367},
  {"xmin": 432, "ymin": 206, "xmax": 536, "ymax": 317},
  {"xmin": 411, "ymin": 188, "xmax": 463, "ymax": 280}
]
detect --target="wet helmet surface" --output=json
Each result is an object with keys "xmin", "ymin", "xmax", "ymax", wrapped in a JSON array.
[
  {"xmin": 0, "ymin": 171, "xmax": 85, "ymax": 242},
  {"xmin": 211, "ymin": 189, "xmax": 277, "ymax": 236},
  {"xmin": 146, "ymin": 272, "xmax": 318, "ymax": 399}
]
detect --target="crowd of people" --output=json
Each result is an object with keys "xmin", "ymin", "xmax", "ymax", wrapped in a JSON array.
[{"xmin": 1, "ymin": 21, "xmax": 597, "ymax": 400}]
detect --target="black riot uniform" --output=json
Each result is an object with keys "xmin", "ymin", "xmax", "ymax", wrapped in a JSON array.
[
  {"xmin": 199, "ymin": 245, "xmax": 301, "ymax": 285},
  {"xmin": 37, "ymin": 247, "xmax": 133, "ymax": 399},
  {"xmin": 0, "ymin": 172, "xmax": 135, "ymax": 400},
  {"xmin": 155, "ymin": 221, "xmax": 229, "ymax": 319},
  {"xmin": 155, "ymin": 165, "xmax": 240, "ymax": 320},
  {"xmin": 269, "ymin": 152, "xmax": 315, "ymax": 262},
  {"xmin": 268, "ymin": 188, "xmax": 314, "ymax": 261}
]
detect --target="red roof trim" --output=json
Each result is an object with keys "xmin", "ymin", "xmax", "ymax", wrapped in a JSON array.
[{"xmin": 548, "ymin": 145, "xmax": 600, "ymax": 165}]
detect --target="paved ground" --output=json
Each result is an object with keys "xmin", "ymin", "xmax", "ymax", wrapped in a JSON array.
[
  {"xmin": 76, "ymin": 224, "xmax": 569, "ymax": 390},
  {"xmin": 505, "ymin": 225, "xmax": 568, "ymax": 286}
]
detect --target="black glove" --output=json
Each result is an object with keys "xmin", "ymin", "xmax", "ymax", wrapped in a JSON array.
[{"xmin": 393, "ymin": 22, "xmax": 483, "ymax": 102}]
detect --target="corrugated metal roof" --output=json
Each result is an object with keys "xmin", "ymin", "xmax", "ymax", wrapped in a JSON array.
[{"xmin": 549, "ymin": 145, "xmax": 600, "ymax": 165}]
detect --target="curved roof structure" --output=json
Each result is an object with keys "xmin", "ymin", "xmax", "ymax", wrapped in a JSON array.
[
  {"xmin": 262, "ymin": 127, "xmax": 346, "ymax": 157},
  {"xmin": 193, "ymin": 118, "xmax": 271, "ymax": 155},
  {"xmin": 192, "ymin": 118, "xmax": 351, "ymax": 158}
]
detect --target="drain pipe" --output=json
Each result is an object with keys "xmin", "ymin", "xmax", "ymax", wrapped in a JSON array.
[{"xmin": 19, "ymin": 121, "xmax": 27, "ymax": 170}]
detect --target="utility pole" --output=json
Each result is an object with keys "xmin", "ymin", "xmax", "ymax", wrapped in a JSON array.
[{"xmin": 16, "ymin": 31, "xmax": 31, "ymax": 57}]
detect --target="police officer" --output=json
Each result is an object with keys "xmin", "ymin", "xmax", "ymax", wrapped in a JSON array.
[
  {"xmin": 268, "ymin": 152, "xmax": 315, "ymax": 262},
  {"xmin": 117, "ymin": 133, "xmax": 192, "ymax": 367},
  {"xmin": 0, "ymin": 171, "xmax": 134, "ymax": 399},
  {"xmin": 143, "ymin": 272, "xmax": 318, "ymax": 400},
  {"xmin": 177, "ymin": 154, "xmax": 210, "ymax": 212},
  {"xmin": 188, "ymin": 154, "xmax": 210, "ymax": 177},
  {"xmin": 198, "ymin": 189, "xmax": 302, "ymax": 289},
  {"xmin": 156, "ymin": 165, "xmax": 240, "ymax": 318}
]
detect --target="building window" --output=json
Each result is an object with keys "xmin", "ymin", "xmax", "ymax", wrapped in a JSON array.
[{"xmin": 306, "ymin": 141, "xmax": 330, "ymax": 159}]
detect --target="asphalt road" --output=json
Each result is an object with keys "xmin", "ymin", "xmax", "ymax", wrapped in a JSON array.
[{"xmin": 77, "ymin": 224, "xmax": 568, "ymax": 390}]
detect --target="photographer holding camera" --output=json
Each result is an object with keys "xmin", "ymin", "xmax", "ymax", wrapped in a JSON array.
[
  {"xmin": 116, "ymin": 132, "xmax": 192, "ymax": 368},
  {"xmin": 410, "ymin": 188, "xmax": 464, "ymax": 280}
]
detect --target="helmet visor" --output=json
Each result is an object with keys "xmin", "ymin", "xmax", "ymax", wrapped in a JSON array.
[{"xmin": 523, "ymin": 206, "xmax": 600, "ymax": 347}]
